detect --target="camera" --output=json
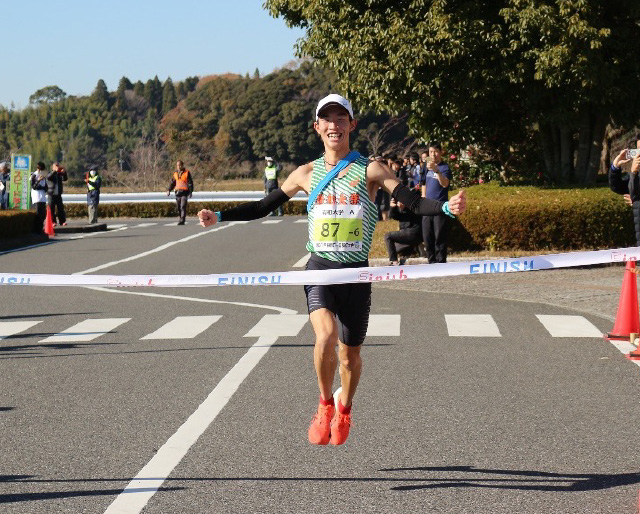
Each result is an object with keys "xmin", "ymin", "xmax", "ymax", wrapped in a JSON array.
[{"xmin": 626, "ymin": 149, "xmax": 640, "ymax": 159}]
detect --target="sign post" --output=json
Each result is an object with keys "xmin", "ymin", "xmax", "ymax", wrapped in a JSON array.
[{"xmin": 9, "ymin": 154, "xmax": 31, "ymax": 210}]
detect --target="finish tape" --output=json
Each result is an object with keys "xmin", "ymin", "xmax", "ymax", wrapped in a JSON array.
[{"xmin": 1, "ymin": 247, "xmax": 639, "ymax": 288}]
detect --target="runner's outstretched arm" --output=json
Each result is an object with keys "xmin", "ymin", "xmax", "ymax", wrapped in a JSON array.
[
  {"xmin": 198, "ymin": 164, "xmax": 311, "ymax": 227},
  {"xmin": 368, "ymin": 160, "xmax": 466, "ymax": 216}
]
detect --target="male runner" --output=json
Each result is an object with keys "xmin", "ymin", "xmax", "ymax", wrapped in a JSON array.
[{"xmin": 198, "ymin": 94, "xmax": 466, "ymax": 445}]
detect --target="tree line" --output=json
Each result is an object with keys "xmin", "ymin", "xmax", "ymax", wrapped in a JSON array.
[{"xmin": 0, "ymin": 62, "xmax": 415, "ymax": 190}]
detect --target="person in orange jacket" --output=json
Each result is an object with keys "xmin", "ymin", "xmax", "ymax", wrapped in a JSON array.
[{"xmin": 167, "ymin": 160, "xmax": 194, "ymax": 225}]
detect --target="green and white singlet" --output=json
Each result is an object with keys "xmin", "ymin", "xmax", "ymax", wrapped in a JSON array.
[{"xmin": 306, "ymin": 155, "xmax": 378, "ymax": 263}]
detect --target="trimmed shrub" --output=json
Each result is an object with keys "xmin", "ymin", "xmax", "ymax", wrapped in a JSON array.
[
  {"xmin": 448, "ymin": 184, "xmax": 634, "ymax": 251},
  {"xmin": 0, "ymin": 210, "xmax": 37, "ymax": 238}
]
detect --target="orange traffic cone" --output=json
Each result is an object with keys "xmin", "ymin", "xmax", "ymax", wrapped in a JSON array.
[
  {"xmin": 44, "ymin": 205, "xmax": 55, "ymax": 237},
  {"xmin": 606, "ymin": 261, "xmax": 639, "ymax": 341}
]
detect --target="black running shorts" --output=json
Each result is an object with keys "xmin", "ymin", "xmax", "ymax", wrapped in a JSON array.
[{"xmin": 304, "ymin": 254, "xmax": 372, "ymax": 347}]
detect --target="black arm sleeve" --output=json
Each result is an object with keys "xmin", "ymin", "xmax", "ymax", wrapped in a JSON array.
[
  {"xmin": 609, "ymin": 165, "xmax": 630, "ymax": 195},
  {"xmin": 391, "ymin": 183, "xmax": 444, "ymax": 216},
  {"xmin": 221, "ymin": 188, "xmax": 291, "ymax": 222}
]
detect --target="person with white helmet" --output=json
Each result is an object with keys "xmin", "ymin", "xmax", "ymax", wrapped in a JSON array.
[{"xmin": 264, "ymin": 156, "xmax": 283, "ymax": 216}]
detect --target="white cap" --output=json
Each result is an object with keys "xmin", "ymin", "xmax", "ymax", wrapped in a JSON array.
[{"xmin": 315, "ymin": 94, "xmax": 354, "ymax": 120}]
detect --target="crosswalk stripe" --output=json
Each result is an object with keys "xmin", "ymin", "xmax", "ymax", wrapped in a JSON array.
[
  {"xmin": 262, "ymin": 220, "xmax": 283, "ymax": 224},
  {"xmin": 367, "ymin": 315, "xmax": 401, "ymax": 336},
  {"xmin": 135, "ymin": 223, "xmax": 158, "ymax": 228},
  {"xmin": 0, "ymin": 321, "xmax": 42, "ymax": 340},
  {"xmin": 39, "ymin": 318, "xmax": 130, "ymax": 343},
  {"xmin": 535, "ymin": 315, "xmax": 602, "ymax": 338},
  {"xmin": 141, "ymin": 316, "xmax": 222, "ymax": 340},
  {"xmin": 294, "ymin": 219, "xmax": 307, "ymax": 223},
  {"xmin": 445, "ymin": 314, "xmax": 501, "ymax": 337},
  {"xmin": 244, "ymin": 314, "xmax": 309, "ymax": 337}
]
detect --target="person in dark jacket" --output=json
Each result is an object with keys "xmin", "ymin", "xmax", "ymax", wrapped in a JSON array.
[
  {"xmin": 47, "ymin": 162, "xmax": 68, "ymax": 225},
  {"xmin": 384, "ymin": 197, "xmax": 424, "ymax": 265},
  {"xmin": 31, "ymin": 162, "xmax": 48, "ymax": 233},
  {"xmin": 86, "ymin": 169, "xmax": 102, "ymax": 224},
  {"xmin": 609, "ymin": 134, "xmax": 640, "ymax": 245}
]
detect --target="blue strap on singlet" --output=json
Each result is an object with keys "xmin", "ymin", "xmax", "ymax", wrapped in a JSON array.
[{"xmin": 307, "ymin": 151, "xmax": 361, "ymax": 211}]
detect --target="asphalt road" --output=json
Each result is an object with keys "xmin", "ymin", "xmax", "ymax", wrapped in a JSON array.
[{"xmin": 1, "ymin": 216, "xmax": 639, "ymax": 514}]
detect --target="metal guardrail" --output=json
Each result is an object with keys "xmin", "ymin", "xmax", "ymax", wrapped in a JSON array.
[{"xmin": 61, "ymin": 191, "xmax": 309, "ymax": 204}]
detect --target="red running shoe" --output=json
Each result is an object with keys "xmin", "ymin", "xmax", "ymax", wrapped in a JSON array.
[
  {"xmin": 330, "ymin": 388, "xmax": 352, "ymax": 445},
  {"xmin": 330, "ymin": 409, "xmax": 352, "ymax": 445},
  {"xmin": 308, "ymin": 402, "xmax": 335, "ymax": 445}
]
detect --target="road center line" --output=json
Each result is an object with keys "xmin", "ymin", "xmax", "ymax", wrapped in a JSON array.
[
  {"xmin": 103, "ymin": 335, "xmax": 278, "ymax": 514},
  {"xmin": 75, "ymin": 223, "xmax": 236, "ymax": 275}
]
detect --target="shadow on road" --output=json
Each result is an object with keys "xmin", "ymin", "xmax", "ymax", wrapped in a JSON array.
[{"xmin": 2, "ymin": 466, "xmax": 639, "ymax": 504}]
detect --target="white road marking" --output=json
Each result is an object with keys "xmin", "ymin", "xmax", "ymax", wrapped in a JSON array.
[
  {"xmin": 0, "ymin": 321, "xmax": 42, "ymax": 340},
  {"xmin": 75, "ymin": 222, "xmax": 236, "ymax": 275},
  {"xmin": 108, "ymin": 224, "xmax": 127, "ymax": 229},
  {"xmin": 604, "ymin": 339, "xmax": 640, "ymax": 368},
  {"xmin": 244, "ymin": 314, "xmax": 308, "ymax": 337},
  {"xmin": 140, "ymin": 316, "xmax": 221, "ymax": 340},
  {"xmin": 85, "ymin": 287, "xmax": 297, "ymax": 315},
  {"xmin": 104, "ymin": 334, "xmax": 280, "ymax": 514},
  {"xmin": 366, "ymin": 315, "xmax": 401, "ymax": 336},
  {"xmin": 134, "ymin": 223, "xmax": 158, "ymax": 228},
  {"xmin": 292, "ymin": 253, "xmax": 311, "ymax": 268},
  {"xmin": 536, "ymin": 315, "xmax": 602, "ymax": 337},
  {"xmin": 0, "ymin": 242, "xmax": 54, "ymax": 255},
  {"xmin": 445, "ymin": 314, "xmax": 501, "ymax": 337},
  {"xmin": 39, "ymin": 318, "xmax": 130, "ymax": 343},
  {"xmin": 262, "ymin": 219, "xmax": 282, "ymax": 224},
  {"xmin": 294, "ymin": 219, "xmax": 307, "ymax": 224}
]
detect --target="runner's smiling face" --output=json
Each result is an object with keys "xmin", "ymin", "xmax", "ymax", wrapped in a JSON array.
[{"xmin": 314, "ymin": 105, "xmax": 357, "ymax": 152}]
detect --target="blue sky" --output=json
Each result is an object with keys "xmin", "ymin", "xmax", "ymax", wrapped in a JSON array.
[{"xmin": 2, "ymin": 0, "xmax": 306, "ymax": 109}]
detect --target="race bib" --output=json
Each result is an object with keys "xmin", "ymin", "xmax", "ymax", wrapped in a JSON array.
[{"xmin": 312, "ymin": 203, "xmax": 363, "ymax": 252}]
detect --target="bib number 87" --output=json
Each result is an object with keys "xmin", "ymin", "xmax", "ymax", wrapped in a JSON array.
[{"xmin": 321, "ymin": 222, "xmax": 340, "ymax": 237}]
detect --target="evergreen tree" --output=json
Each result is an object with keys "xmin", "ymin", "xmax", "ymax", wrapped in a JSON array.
[
  {"xmin": 115, "ymin": 76, "xmax": 132, "ymax": 111},
  {"xmin": 144, "ymin": 76, "xmax": 163, "ymax": 113},
  {"xmin": 91, "ymin": 79, "xmax": 109, "ymax": 106},
  {"xmin": 162, "ymin": 78, "xmax": 177, "ymax": 116},
  {"xmin": 29, "ymin": 85, "xmax": 66, "ymax": 105},
  {"xmin": 133, "ymin": 80, "xmax": 145, "ymax": 97}
]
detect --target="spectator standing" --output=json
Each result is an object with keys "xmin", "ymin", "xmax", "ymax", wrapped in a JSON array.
[
  {"xmin": 86, "ymin": 169, "xmax": 102, "ymax": 224},
  {"xmin": 167, "ymin": 160, "xmax": 194, "ymax": 225},
  {"xmin": 420, "ymin": 141, "xmax": 452, "ymax": 263},
  {"xmin": 264, "ymin": 157, "xmax": 283, "ymax": 216},
  {"xmin": 609, "ymin": 134, "xmax": 640, "ymax": 245},
  {"xmin": 384, "ymin": 198, "xmax": 424, "ymax": 265},
  {"xmin": 0, "ymin": 161, "xmax": 9, "ymax": 209},
  {"xmin": 407, "ymin": 153, "xmax": 421, "ymax": 188},
  {"xmin": 47, "ymin": 162, "xmax": 68, "ymax": 226},
  {"xmin": 393, "ymin": 158, "xmax": 408, "ymax": 186},
  {"xmin": 31, "ymin": 162, "xmax": 48, "ymax": 233}
]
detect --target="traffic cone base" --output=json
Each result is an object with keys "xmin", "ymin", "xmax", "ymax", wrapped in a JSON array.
[
  {"xmin": 606, "ymin": 261, "xmax": 639, "ymax": 341},
  {"xmin": 44, "ymin": 205, "xmax": 55, "ymax": 237}
]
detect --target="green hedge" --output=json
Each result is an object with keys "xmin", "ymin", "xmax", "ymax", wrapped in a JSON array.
[
  {"xmin": 0, "ymin": 210, "xmax": 36, "ymax": 238},
  {"xmin": 2, "ymin": 186, "xmax": 635, "ymax": 251},
  {"xmin": 448, "ymin": 184, "xmax": 634, "ymax": 251}
]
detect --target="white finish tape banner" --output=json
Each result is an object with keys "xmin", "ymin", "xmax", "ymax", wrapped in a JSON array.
[{"xmin": 1, "ymin": 247, "xmax": 639, "ymax": 288}]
